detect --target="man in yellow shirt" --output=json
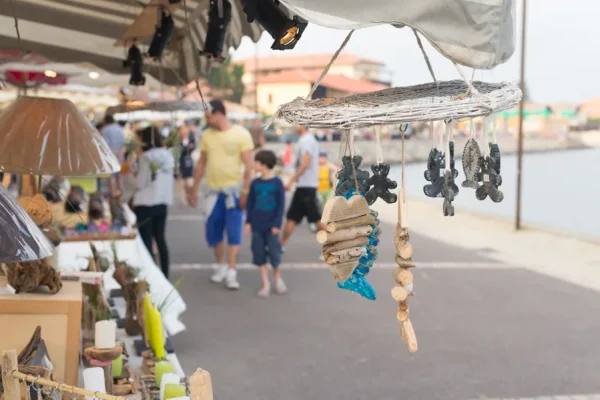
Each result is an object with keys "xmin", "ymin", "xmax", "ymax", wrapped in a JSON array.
[{"xmin": 187, "ymin": 100, "xmax": 254, "ymax": 290}]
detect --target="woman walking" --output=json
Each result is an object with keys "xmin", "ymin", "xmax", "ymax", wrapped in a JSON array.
[{"xmin": 133, "ymin": 126, "xmax": 175, "ymax": 278}]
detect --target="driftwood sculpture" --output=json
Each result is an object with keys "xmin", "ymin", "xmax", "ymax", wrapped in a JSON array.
[
  {"xmin": 317, "ymin": 196, "xmax": 380, "ymax": 300},
  {"xmin": 392, "ymin": 189, "xmax": 418, "ymax": 353},
  {"xmin": 3, "ymin": 259, "xmax": 62, "ymax": 294}
]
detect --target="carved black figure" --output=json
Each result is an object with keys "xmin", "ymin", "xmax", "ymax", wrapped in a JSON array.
[
  {"xmin": 423, "ymin": 149, "xmax": 444, "ymax": 198},
  {"xmin": 335, "ymin": 155, "xmax": 370, "ymax": 197},
  {"xmin": 365, "ymin": 163, "xmax": 397, "ymax": 205},
  {"xmin": 123, "ymin": 44, "xmax": 145, "ymax": 86},
  {"xmin": 442, "ymin": 171, "xmax": 456, "ymax": 216},
  {"xmin": 475, "ymin": 155, "xmax": 504, "ymax": 203},
  {"xmin": 488, "ymin": 143, "xmax": 502, "ymax": 183}
]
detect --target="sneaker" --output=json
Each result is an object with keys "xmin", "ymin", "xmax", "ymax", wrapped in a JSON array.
[
  {"xmin": 257, "ymin": 286, "xmax": 270, "ymax": 297},
  {"xmin": 210, "ymin": 265, "xmax": 228, "ymax": 283},
  {"xmin": 275, "ymin": 279, "xmax": 287, "ymax": 295},
  {"xmin": 281, "ymin": 247, "xmax": 287, "ymax": 254},
  {"xmin": 225, "ymin": 269, "xmax": 240, "ymax": 290},
  {"xmin": 309, "ymin": 222, "xmax": 318, "ymax": 233},
  {"xmin": 319, "ymin": 254, "xmax": 325, "ymax": 261}
]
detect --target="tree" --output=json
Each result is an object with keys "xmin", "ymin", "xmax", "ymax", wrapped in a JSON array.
[{"xmin": 202, "ymin": 56, "xmax": 245, "ymax": 103}]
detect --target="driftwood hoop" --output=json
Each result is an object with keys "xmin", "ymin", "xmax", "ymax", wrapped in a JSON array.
[{"xmin": 274, "ymin": 80, "xmax": 522, "ymax": 129}]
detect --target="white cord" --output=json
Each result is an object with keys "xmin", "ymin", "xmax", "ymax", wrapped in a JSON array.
[
  {"xmin": 375, "ymin": 126, "xmax": 383, "ymax": 164},
  {"xmin": 444, "ymin": 120, "xmax": 455, "ymax": 172},
  {"xmin": 348, "ymin": 129, "xmax": 355, "ymax": 156},
  {"xmin": 430, "ymin": 121, "xmax": 435, "ymax": 149},
  {"xmin": 469, "ymin": 119, "xmax": 475, "ymax": 139},
  {"xmin": 483, "ymin": 117, "xmax": 491, "ymax": 157},
  {"xmin": 492, "ymin": 116, "xmax": 498, "ymax": 143}
]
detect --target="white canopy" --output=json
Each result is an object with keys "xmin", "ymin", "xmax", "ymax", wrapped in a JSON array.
[{"xmin": 278, "ymin": 0, "xmax": 516, "ymax": 69}]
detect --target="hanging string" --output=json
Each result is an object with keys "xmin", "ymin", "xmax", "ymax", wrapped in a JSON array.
[
  {"xmin": 443, "ymin": 120, "xmax": 454, "ymax": 172},
  {"xmin": 469, "ymin": 119, "xmax": 475, "ymax": 139},
  {"xmin": 182, "ymin": 0, "xmax": 208, "ymax": 110},
  {"xmin": 346, "ymin": 129, "xmax": 360, "ymax": 192},
  {"xmin": 400, "ymin": 124, "xmax": 408, "ymax": 192},
  {"xmin": 492, "ymin": 115, "xmax": 498, "ymax": 143},
  {"xmin": 430, "ymin": 121, "xmax": 436, "ymax": 149},
  {"xmin": 375, "ymin": 126, "xmax": 383, "ymax": 165},
  {"xmin": 413, "ymin": 29, "xmax": 438, "ymax": 92},
  {"xmin": 306, "ymin": 30, "xmax": 354, "ymax": 100},
  {"xmin": 453, "ymin": 62, "xmax": 479, "ymax": 96},
  {"xmin": 482, "ymin": 116, "xmax": 491, "ymax": 157}
]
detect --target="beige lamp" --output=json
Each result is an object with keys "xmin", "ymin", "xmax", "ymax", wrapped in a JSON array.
[{"xmin": 0, "ymin": 96, "xmax": 121, "ymax": 176}]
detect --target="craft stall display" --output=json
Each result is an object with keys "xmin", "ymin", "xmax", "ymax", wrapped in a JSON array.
[
  {"xmin": 1, "ymin": 348, "xmax": 215, "ymax": 400},
  {"xmin": 269, "ymin": 13, "xmax": 521, "ymax": 351}
]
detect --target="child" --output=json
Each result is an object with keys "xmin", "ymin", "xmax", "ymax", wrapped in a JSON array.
[
  {"xmin": 245, "ymin": 150, "xmax": 286, "ymax": 297},
  {"xmin": 317, "ymin": 150, "xmax": 336, "ymax": 207}
]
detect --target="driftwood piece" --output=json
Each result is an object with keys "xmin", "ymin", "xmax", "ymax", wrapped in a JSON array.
[
  {"xmin": 190, "ymin": 368, "xmax": 214, "ymax": 400},
  {"xmin": 325, "ymin": 214, "xmax": 377, "ymax": 233},
  {"xmin": 321, "ymin": 196, "xmax": 370, "ymax": 224},
  {"xmin": 391, "ymin": 285, "xmax": 409, "ymax": 302},
  {"xmin": 393, "ymin": 267, "xmax": 414, "ymax": 286},
  {"xmin": 329, "ymin": 260, "xmax": 359, "ymax": 283},
  {"xmin": 1, "ymin": 350, "xmax": 20, "ymax": 400},
  {"xmin": 325, "ymin": 247, "xmax": 366, "ymax": 265},
  {"xmin": 83, "ymin": 345, "xmax": 123, "ymax": 362},
  {"xmin": 316, "ymin": 225, "xmax": 372, "ymax": 244},
  {"xmin": 397, "ymin": 188, "xmax": 408, "ymax": 229},
  {"xmin": 394, "ymin": 237, "xmax": 413, "ymax": 259},
  {"xmin": 322, "ymin": 237, "xmax": 369, "ymax": 254},
  {"xmin": 395, "ymin": 255, "xmax": 416, "ymax": 269},
  {"xmin": 4, "ymin": 259, "xmax": 62, "ymax": 294},
  {"xmin": 400, "ymin": 319, "xmax": 418, "ymax": 353}
]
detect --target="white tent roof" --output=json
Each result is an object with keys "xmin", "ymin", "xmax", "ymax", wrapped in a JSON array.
[{"xmin": 279, "ymin": 0, "xmax": 516, "ymax": 69}]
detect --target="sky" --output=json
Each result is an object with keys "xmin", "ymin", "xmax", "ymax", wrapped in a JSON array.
[{"xmin": 230, "ymin": 0, "xmax": 600, "ymax": 105}]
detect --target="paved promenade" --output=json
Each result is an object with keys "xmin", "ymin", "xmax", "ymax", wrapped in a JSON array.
[{"xmin": 166, "ymin": 199, "xmax": 600, "ymax": 400}]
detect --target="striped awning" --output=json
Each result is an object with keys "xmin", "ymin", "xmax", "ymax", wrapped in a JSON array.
[{"xmin": 0, "ymin": 0, "xmax": 264, "ymax": 86}]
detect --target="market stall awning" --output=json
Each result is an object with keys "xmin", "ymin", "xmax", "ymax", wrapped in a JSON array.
[{"xmin": 0, "ymin": 0, "xmax": 263, "ymax": 86}]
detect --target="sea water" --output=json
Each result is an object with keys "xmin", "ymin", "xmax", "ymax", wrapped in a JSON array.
[{"xmin": 389, "ymin": 147, "xmax": 600, "ymax": 241}]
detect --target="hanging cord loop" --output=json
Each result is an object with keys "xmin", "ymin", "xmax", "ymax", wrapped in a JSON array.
[
  {"xmin": 346, "ymin": 129, "xmax": 360, "ymax": 192},
  {"xmin": 400, "ymin": 124, "xmax": 409, "ymax": 192},
  {"xmin": 375, "ymin": 126, "xmax": 384, "ymax": 164},
  {"xmin": 443, "ymin": 119, "xmax": 455, "ymax": 172},
  {"xmin": 307, "ymin": 30, "xmax": 354, "ymax": 100}
]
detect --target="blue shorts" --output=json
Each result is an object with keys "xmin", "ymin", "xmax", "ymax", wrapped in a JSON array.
[
  {"xmin": 205, "ymin": 193, "xmax": 244, "ymax": 247},
  {"xmin": 251, "ymin": 230, "xmax": 282, "ymax": 268}
]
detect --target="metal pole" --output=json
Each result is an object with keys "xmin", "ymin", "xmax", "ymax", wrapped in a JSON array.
[{"xmin": 515, "ymin": 0, "xmax": 527, "ymax": 230}]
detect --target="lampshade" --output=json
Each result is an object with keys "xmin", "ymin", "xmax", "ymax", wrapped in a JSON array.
[
  {"xmin": 0, "ymin": 96, "xmax": 121, "ymax": 176},
  {"xmin": 0, "ymin": 184, "xmax": 53, "ymax": 263}
]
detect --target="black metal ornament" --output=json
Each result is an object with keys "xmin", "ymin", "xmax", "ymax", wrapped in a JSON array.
[
  {"xmin": 335, "ymin": 155, "xmax": 370, "ymax": 197},
  {"xmin": 442, "ymin": 171, "xmax": 455, "ymax": 216},
  {"xmin": 365, "ymin": 163, "xmax": 397, "ymax": 205},
  {"xmin": 423, "ymin": 143, "xmax": 458, "ymax": 198},
  {"xmin": 200, "ymin": 0, "xmax": 232, "ymax": 61},
  {"xmin": 148, "ymin": 7, "xmax": 175, "ymax": 59},
  {"xmin": 461, "ymin": 138, "xmax": 482, "ymax": 189},
  {"xmin": 488, "ymin": 142, "xmax": 502, "ymax": 178},
  {"xmin": 423, "ymin": 148, "xmax": 444, "ymax": 198},
  {"xmin": 123, "ymin": 44, "xmax": 145, "ymax": 86},
  {"xmin": 475, "ymin": 154, "xmax": 504, "ymax": 203}
]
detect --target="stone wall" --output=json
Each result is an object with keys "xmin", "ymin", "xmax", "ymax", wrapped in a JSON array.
[{"xmin": 264, "ymin": 135, "xmax": 590, "ymax": 165}]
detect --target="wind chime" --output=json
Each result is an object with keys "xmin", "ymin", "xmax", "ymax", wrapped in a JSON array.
[{"xmin": 272, "ymin": 28, "xmax": 521, "ymax": 353}]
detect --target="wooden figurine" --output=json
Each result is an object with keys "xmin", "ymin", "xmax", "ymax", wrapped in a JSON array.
[
  {"xmin": 392, "ymin": 188, "xmax": 418, "ymax": 353},
  {"xmin": 318, "ymin": 196, "xmax": 380, "ymax": 300}
]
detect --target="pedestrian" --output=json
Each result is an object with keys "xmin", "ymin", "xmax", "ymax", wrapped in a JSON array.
[
  {"xmin": 280, "ymin": 125, "xmax": 326, "ymax": 255},
  {"xmin": 282, "ymin": 139, "xmax": 293, "ymax": 176},
  {"xmin": 317, "ymin": 150, "xmax": 336, "ymax": 208},
  {"xmin": 187, "ymin": 99, "xmax": 254, "ymax": 290},
  {"xmin": 175, "ymin": 121, "xmax": 196, "ymax": 205},
  {"xmin": 101, "ymin": 114, "xmax": 126, "ymax": 198},
  {"xmin": 248, "ymin": 117, "xmax": 266, "ymax": 149},
  {"xmin": 133, "ymin": 126, "xmax": 175, "ymax": 278},
  {"xmin": 245, "ymin": 149, "xmax": 286, "ymax": 297}
]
